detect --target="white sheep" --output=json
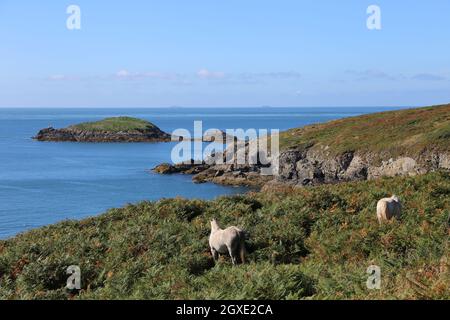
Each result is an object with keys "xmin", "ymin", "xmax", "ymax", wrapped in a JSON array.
[{"xmin": 377, "ymin": 195, "xmax": 402, "ymax": 224}]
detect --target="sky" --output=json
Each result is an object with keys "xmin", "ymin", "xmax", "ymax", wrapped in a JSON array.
[{"xmin": 1, "ymin": 0, "xmax": 450, "ymax": 108}]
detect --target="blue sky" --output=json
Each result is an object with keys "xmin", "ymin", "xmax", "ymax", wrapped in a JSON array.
[{"xmin": 1, "ymin": 0, "xmax": 450, "ymax": 107}]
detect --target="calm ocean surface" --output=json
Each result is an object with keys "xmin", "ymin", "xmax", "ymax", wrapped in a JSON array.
[{"xmin": 0, "ymin": 107, "xmax": 403, "ymax": 238}]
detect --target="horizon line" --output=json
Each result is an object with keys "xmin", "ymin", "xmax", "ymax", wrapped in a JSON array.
[{"xmin": 0, "ymin": 105, "xmax": 417, "ymax": 109}]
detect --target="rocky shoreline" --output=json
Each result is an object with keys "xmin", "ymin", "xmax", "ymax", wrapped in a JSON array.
[
  {"xmin": 34, "ymin": 122, "xmax": 234, "ymax": 143},
  {"xmin": 34, "ymin": 126, "xmax": 172, "ymax": 142},
  {"xmin": 153, "ymin": 149, "xmax": 450, "ymax": 189},
  {"xmin": 33, "ymin": 116, "xmax": 173, "ymax": 143},
  {"xmin": 153, "ymin": 159, "xmax": 273, "ymax": 187}
]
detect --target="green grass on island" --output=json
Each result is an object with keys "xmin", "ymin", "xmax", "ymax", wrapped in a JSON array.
[
  {"xmin": 0, "ymin": 171, "xmax": 448, "ymax": 299},
  {"xmin": 69, "ymin": 117, "xmax": 158, "ymax": 133},
  {"xmin": 279, "ymin": 104, "xmax": 450, "ymax": 158}
]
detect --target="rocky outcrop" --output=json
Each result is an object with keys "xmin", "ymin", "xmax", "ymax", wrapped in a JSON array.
[
  {"xmin": 34, "ymin": 126, "xmax": 171, "ymax": 143},
  {"xmin": 171, "ymin": 130, "xmax": 239, "ymax": 144},
  {"xmin": 191, "ymin": 163, "xmax": 273, "ymax": 187},
  {"xmin": 154, "ymin": 145, "xmax": 450, "ymax": 189},
  {"xmin": 276, "ymin": 146, "xmax": 450, "ymax": 186},
  {"xmin": 153, "ymin": 161, "xmax": 211, "ymax": 175},
  {"xmin": 438, "ymin": 153, "xmax": 450, "ymax": 169},
  {"xmin": 153, "ymin": 158, "xmax": 272, "ymax": 187}
]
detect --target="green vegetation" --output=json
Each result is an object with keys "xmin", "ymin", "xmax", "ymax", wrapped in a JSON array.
[
  {"xmin": 70, "ymin": 117, "xmax": 158, "ymax": 132},
  {"xmin": 279, "ymin": 104, "xmax": 450, "ymax": 158},
  {"xmin": 0, "ymin": 171, "xmax": 448, "ymax": 300}
]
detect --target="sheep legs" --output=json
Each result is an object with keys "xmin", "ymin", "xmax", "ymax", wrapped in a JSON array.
[
  {"xmin": 228, "ymin": 245, "xmax": 238, "ymax": 265},
  {"xmin": 211, "ymin": 248, "xmax": 219, "ymax": 262},
  {"xmin": 211, "ymin": 246, "xmax": 238, "ymax": 265}
]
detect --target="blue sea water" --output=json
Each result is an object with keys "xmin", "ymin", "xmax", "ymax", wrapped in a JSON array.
[{"xmin": 0, "ymin": 107, "xmax": 403, "ymax": 239}]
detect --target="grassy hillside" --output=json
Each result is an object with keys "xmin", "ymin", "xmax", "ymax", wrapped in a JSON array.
[
  {"xmin": 279, "ymin": 104, "xmax": 450, "ymax": 157},
  {"xmin": 69, "ymin": 117, "xmax": 158, "ymax": 132},
  {"xmin": 0, "ymin": 171, "xmax": 448, "ymax": 300}
]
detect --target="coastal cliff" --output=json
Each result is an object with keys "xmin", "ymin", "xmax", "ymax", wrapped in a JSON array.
[
  {"xmin": 33, "ymin": 116, "xmax": 172, "ymax": 142},
  {"xmin": 154, "ymin": 104, "xmax": 450, "ymax": 187}
]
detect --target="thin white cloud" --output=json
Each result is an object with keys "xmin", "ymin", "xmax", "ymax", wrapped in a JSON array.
[
  {"xmin": 346, "ymin": 69, "xmax": 449, "ymax": 82},
  {"xmin": 240, "ymin": 71, "xmax": 302, "ymax": 80},
  {"xmin": 346, "ymin": 69, "xmax": 399, "ymax": 81},
  {"xmin": 48, "ymin": 74, "xmax": 66, "ymax": 80},
  {"xmin": 197, "ymin": 69, "xmax": 225, "ymax": 79},
  {"xmin": 115, "ymin": 69, "xmax": 178, "ymax": 80},
  {"xmin": 45, "ymin": 69, "xmax": 304, "ymax": 85},
  {"xmin": 411, "ymin": 73, "xmax": 447, "ymax": 81},
  {"xmin": 116, "ymin": 69, "xmax": 130, "ymax": 78}
]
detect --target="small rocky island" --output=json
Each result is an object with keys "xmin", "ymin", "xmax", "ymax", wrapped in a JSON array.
[{"xmin": 33, "ymin": 117, "xmax": 172, "ymax": 142}]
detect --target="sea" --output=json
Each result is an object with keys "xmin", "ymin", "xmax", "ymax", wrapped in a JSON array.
[{"xmin": 0, "ymin": 107, "xmax": 403, "ymax": 239}]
